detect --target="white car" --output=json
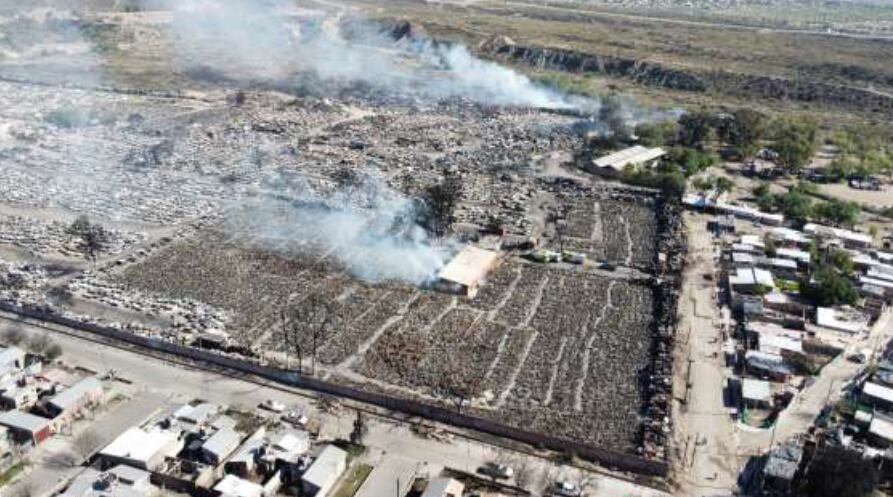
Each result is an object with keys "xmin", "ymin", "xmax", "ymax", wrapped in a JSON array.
[
  {"xmin": 282, "ymin": 410, "xmax": 309, "ymax": 426},
  {"xmin": 553, "ymin": 481, "xmax": 582, "ymax": 497},
  {"xmin": 261, "ymin": 399, "xmax": 286, "ymax": 413}
]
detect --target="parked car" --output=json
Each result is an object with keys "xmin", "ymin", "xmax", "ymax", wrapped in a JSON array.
[
  {"xmin": 282, "ymin": 410, "xmax": 309, "ymax": 426},
  {"xmin": 552, "ymin": 481, "xmax": 582, "ymax": 497},
  {"xmin": 848, "ymin": 349, "xmax": 871, "ymax": 364},
  {"xmin": 260, "ymin": 399, "xmax": 286, "ymax": 413},
  {"xmin": 478, "ymin": 462, "xmax": 513, "ymax": 479}
]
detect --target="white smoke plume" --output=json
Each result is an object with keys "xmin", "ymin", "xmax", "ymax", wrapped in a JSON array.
[
  {"xmin": 161, "ymin": 0, "xmax": 579, "ymax": 109},
  {"xmin": 227, "ymin": 173, "xmax": 455, "ymax": 285}
]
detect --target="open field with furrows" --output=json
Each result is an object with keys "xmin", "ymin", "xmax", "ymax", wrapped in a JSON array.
[{"xmin": 108, "ymin": 191, "xmax": 661, "ymax": 455}]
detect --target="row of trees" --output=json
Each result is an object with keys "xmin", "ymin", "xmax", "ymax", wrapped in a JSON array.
[
  {"xmin": 753, "ymin": 182, "xmax": 861, "ymax": 226},
  {"xmin": 827, "ymin": 124, "xmax": 893, "ymax": 180},
  {"xmin": 636, "ymin": 108, "xmax": 821, "ymax": 171}
]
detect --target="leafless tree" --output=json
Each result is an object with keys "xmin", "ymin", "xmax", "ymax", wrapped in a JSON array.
[
  {"xmin": 28, "ymin": 333, "xmax": 52, "ymax": 355},
  {"xmin": 279, "ymin": 309, "xmax": 303, "ymax": 373},
  {"xmin": 72, "ymin": 428, "xmax": 102, "ymax": 459},
  {"xmin": 282, "ymin": 293, "xmax": 340, "ymax": 376},
  {"xmin": 2, "ymin": 326, "xmax": 25, "ymax": 345},
  {"xmin": 44, "ymin": 449, "xmax": 80, "ymax": 469}
]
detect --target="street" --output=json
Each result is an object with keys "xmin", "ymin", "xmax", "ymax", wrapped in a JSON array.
[{"xmin": 0, "ymin": 313, "xmax": 670, "ymax": 497}]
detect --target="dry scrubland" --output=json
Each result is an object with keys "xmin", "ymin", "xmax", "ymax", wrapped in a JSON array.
[{"xmin": 349, "ymin": 0, "xmax": 893, "ymax": 124}]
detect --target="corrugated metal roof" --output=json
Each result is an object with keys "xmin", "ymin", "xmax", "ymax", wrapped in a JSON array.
[
  {"xmin": 742, "ymin": 378, "xmax": 771, "ymax": 401},
  {"xmin": 0, "ymin": 409, "xmax": 52, "ymax": 432},
  {"xmin": 302, "ymin": 445, "xmax": 347, "ymax": 489},
  {"xmin": 438, "ymin": 246, "xmax": 499, "ymax": 288},
  {"xmin": 49, "ymin": 377, "xmax": 102, "ymax": 411},
  {"xmin": 203, "ymin": 428, "xmax": 241, "ymax": 460},
  {"xmin": 593, "ymin": 146, "xmax": 666, "ymax": 170}
]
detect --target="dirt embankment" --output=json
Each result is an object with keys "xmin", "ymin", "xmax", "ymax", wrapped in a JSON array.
[{"xmin": 485, "ymin": 42, "xmax": 893, "ymax": 116}]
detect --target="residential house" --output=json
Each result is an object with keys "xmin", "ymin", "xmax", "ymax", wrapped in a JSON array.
[{"xmin": 301, "ymin": 445, "xmax": 347, "ymax": 497}]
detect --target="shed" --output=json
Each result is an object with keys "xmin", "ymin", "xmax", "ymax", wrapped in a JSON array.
[
  {"xmin": 869, "ymin": 413, "xmax": 893, "ymax": 448},
  {"xmin": 0, "ymin": 409, "xmax": 53, "ymax": 444},
  {"xmin": 99, "ymin": 427, "xmax": 184, "ymax": 471},
  {"xmin": 731, "ymin": 252, "xmax": 756, "ymax": 267},
  {"xmin": 803, "ymin": 223, "xmax": 872, "ymax": 248},
  {"xmin": 775, "ymin": 248, "xmax": 811, "ymax": 267},
  {"xmin": 421, "ymin": 478, "xmax": 465, "ymax": 497},
  {"xmin": 301, "ymin": 445, "xmax": 348, "ymax": 497},
  {"xmin": 202, "ymin": 427, "xmax": 242, "ymax": 465},
  {"xmin": 816, "ymin": 307, "xmax": 868, "ymax": 334},
  {"xmin": 591, "ymin": 146, "xmax": 666, "ymax": 176},
  {"xmin": 0, "ymin": 346, "xmax": 25, "ymax": 369},
  {"xmin": 763, "ymin": 441, "xmax": 803, "ymax": 492},
  {"xmin": 769, "ymin": 227, "xmax": 810, "ymax": 246},
  {"xmin": 437, "ymin": 246, "xmax": 500, "ymax": 299},
  {"xmin": 47, "ymin": 376, "xmax": 103, "ymax": 420},
  {"xmin": 175, "ymin": 402, "xmax": 219, "ymax": 426},
  {"xmin": 741, "ymin": 378, "xmax": 772, "ymax": 409},
  {"xmin": 215, "ymin": 474, "xmax": 264, "ymax": 497},
  {"xmin": 862, "ymin": 382, "xmax": 893, "ymax": 411},
  {"xmin": 745, "ymin": 350, "xmax": 793, "ymax": 381},
  {"xmin": 225, "ymin": 436, "xmax": 264, "ymax": 477}
]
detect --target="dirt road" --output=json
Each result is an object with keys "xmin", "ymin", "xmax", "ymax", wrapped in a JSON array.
[{"xmin": 671, "ymin": 213, "xmax": 740, "ymax": 496}]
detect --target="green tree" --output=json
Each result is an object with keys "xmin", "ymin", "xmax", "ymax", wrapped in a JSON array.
[
  {"xmin": 826, "ymin": 249, "xmax": 854, "ymax": 275},
  {"xmin": 691, "ymin": 176, "xmax": 714, "ymax": 193},
  {"xmin": 664, "ymin": 147, "xmax": 718, "ymax": 177},
  {"xmin": 66, "ymin": 215, "xmax": 108, "ymax": 267},
  {"xmin": 813, "ymin": 199, "xmax": 860, "ymax": 227},
  {"xmin": 621, "ymin": 164, "xmax": 686, "ymax": 199},
  {"xmin": 599, "ymin": 93, "xmax": 629, "ymax": 142},
  {"xmin": 714, "ymin": 176, "xmax": 734, "ymax": 194},
  {"xmin": 677, "ymin": 110, "xmax": 714, "ymax": 148},
  {"xmin": 718, "ymin": 108, "xmax": 766, "ymax": 159},
  {"xmin": 778, "ymin": 191, "xmax": 814, "ymax": 222},
  {"xmin": 801, "ymin": 267, "xmax": 859, "ymax": 306},
  {"xmin": 772, "ymin": 117, "xmax": 818, "ymax": 171},
  {"xmin": 764, "ymin": 235, "xmax": 778, "ymax": 258},
  {"xmin": 798, "ymin": 445, "xmax": 878, "ymax": 497},
  {"xmin": 634, "ymin": 120, "xmax": 679, "ymax": 147}
]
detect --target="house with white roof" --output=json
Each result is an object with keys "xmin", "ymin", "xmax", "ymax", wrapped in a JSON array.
[
  {"xmin": 301, "ymin": 445, "xmax": 347, "ymax": 497},
  {"xmin": 99, "ymin": 426, "xmax": 184, "ymax": 471},
  {"xmin": 591, "ymin": 146, "xmax": 666, "ymax": 177}
]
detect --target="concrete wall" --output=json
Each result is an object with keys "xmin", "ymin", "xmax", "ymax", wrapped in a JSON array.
[{"xmin": 0, "ymin": 302, "xmax": 669, "ymax": 477}]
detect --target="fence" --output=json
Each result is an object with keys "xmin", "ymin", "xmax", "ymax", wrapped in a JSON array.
[{"xmin": 0, "ymin": 302, "xmax": 669, "ymax": 477}]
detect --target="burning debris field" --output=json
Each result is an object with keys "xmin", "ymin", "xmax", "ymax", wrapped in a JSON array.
[{"xmin": 0, "ymin": 1, "xmax": 684, "ymax": 469}]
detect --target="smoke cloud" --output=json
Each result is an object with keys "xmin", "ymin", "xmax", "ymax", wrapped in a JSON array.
[
  {"xmin": 162, "ymin": 0, "xmax": 581, "ymax": 109},
  {"xmin": 227, "ymin": 173, "xmax": 455, "ymax": 285}
]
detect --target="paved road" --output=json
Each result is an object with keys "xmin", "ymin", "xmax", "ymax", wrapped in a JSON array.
[{"xmin": 0, "ymin": 314, "xmax": 670, "ymax": 497}]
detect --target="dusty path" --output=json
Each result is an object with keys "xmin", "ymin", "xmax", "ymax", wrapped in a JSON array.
[{"xmin": 671, "ymin": 213, "xmax": 740, "ymax": 496}]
